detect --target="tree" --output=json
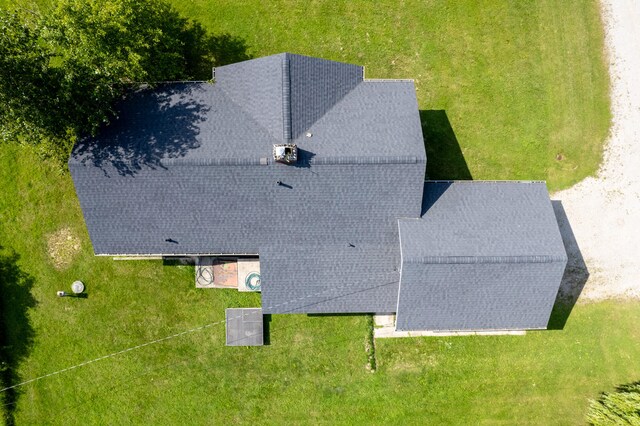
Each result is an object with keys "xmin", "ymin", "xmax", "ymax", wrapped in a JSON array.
[
  {"xmin": 587, "ymin": 381, "xmax": 640, "ymax": 425},
  {"xmin": 0, "ymin": 247, "xmax": 36, "ymax": 426},
  {"xmin": 0, "ymin": 9, "xmax": 64, "ymax": 143},
  {"xmin": 0, "ymin": 0, "xmax": 250, "ymax": 157}
]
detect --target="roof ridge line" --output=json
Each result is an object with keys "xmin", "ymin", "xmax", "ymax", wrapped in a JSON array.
[
  {"xmin": 404, "ymin": 255, "xmax": 568, "ymax": 264},
  {"xmin": 309, "ymin": 155, "xmax": 422, "ymax": 165},
  {"xmin": 282, "ymin": 53, "xmax": 292, "ymax": 140},
  {"xmin": 424, "ymin": 180, "xmax": 548, "ymax": 184}
]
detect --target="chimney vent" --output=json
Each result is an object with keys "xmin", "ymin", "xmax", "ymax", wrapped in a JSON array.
[{"xmin": 273, "ymin": 143, "xmax": 298, "ymax": 164}]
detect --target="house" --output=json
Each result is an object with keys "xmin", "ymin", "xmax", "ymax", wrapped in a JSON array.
[{"xmin": 69, "ymin": 53, "xmax": 567, "ymax": 333}]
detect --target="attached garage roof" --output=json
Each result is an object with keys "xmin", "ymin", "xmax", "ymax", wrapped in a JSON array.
[
  {"xmin": 399, "ymin": 181, "xmax": 567, "ymax": 261},
  {"xmin": 396, "ymin": 181, "xmax": 567, "ymax": 331}
]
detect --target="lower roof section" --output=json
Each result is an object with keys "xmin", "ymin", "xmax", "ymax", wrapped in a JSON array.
[
  {"xmin": 396, "ymin": 260, "xmax": 566, "ymax": 331},
  {"xmin": 260, "ymin": 243, "xmax": 400, "ymax": 314},
  {"xmin": 70, "ymin": 160, "xmax": 424, "ymax": 256},
  {"xmin": 396, "ymin": 181, "xmax": 567, "ymax": 331}
]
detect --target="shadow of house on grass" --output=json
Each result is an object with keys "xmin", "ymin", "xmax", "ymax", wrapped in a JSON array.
[
  {"xmin": 421, "ymin": 110, "xmax": 472, "ymax": 180},
  {"xmin": 0, "ymin": 247, "xmax": 36, "ymax": 426},
  {"xmin": 547, "ymin": 201, "xmax": 589, "ymax": 330},
  {"xmin": 263, "ymin": 314, "xmax": 271, "ymax": 346}
]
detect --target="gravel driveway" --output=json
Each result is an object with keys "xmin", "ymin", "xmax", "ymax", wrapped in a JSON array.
[{"xmin": 553, "ymin": 0, "xmax": 640, "ymax": 301}]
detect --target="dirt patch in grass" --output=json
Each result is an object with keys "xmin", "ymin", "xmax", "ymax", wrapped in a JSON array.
[{"xmin": 46, "ymin": 227, "xmax": 81, "ymax": 270}]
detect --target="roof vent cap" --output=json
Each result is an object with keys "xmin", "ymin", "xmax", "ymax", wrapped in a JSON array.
[{"xmin": 273, "ymin": 143, "xmax": 298, "ymax": 164}]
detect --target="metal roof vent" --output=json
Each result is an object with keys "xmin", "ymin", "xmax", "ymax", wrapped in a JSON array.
[{"xmin": 273, "ymin": 143, "xmax": 298, "ymax": 164}]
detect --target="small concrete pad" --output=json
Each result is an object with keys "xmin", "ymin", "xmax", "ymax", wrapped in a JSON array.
[
  {"xmin": 196, "ymin": 257, "xmax": 238, "ymax": 288},
  {"xmin": 226, "ymin": 308, "xmax": 264, "ymax": 346},
  {"xmin": 195, "ymin": 257, "xmax": 215, "ymax": 288},
  {"xmin": 212, "ymin": 259, "xmax": 238, "ymax": 288},
  {"xmin": 372, "ymin": 314, "xmax": 526, "ymax": 338},
  {"xmin": 237, "ymin": 258, "xmax": 261, "ymax": 292}
]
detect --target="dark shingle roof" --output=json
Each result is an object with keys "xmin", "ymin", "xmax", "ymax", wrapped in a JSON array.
[
  {"xmin": 396, "ymin": 181, "xmax": 567, "ymax": 331},
  {"xmin": 396, "ymin": 261, "xmax": 567, "ymax": 330},
  {"xmin": 261, "ymin": 243, "xmax": 400, "ymax": 314},
  {"xmin": 69, "ymin": 54, "xmax": 567, "ymax": 323},
  {"xmin": 69, "ymin": 53, "xmax": 425, "ymax": 313},
  {"xmin": 287, "ymin": 54, "xmax": 363, "ymax": 139},
  {"xmin": 70, "ymin": 161, "xmax": 425, "ymax": 255},
  {"xmin": 400, "ymin": 181, "xmax": 567, "ymax": 259},
  {"xmin": 70, "ymin": 54, "xmax": 424, "ymax": 169},
  {"xmin": 215, "ymin": 54, "xmax": 286, "ymax": 141}
]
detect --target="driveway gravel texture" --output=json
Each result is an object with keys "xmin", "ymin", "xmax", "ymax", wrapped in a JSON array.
[{"xmin": 554, "ymin": 0, "xmax": 640, "ymax": 302}]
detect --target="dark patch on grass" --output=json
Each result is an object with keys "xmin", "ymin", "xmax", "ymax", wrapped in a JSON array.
[
  {"xmin": 307, "ymin": 313, "xmax": 365, "ymax": 318},
  {"xmin": 365, "ymin": 314, "xmax": 376, "ymax": 373},
  {"xmin": 263, "ymin": 314, "xmax": 271, "ymax": 346},
  {"xmin": 184, "ymin": 29, "xmax": 253, "ymax": 80},
  {"xmin": 162, "ymin": 257, "xmax": 195, "ymax": 266},
  {"xmin": 421, "ymin": 110, "xmax": 472, "ymax": 181},
  {"xmin": 60, "ymin": 293, "xmax": 88, "ymax": 299},
  {"xmin": 0, "ymin": 247, "xmax": 37, "ymax": 426}
]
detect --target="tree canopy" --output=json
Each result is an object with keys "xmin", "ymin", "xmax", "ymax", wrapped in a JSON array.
[
  {"xmin": 587, "ymin": 381, "xmax": 640, "ymax": 425},
  {"xmin": 0, "ymin": 0, "xmax": 249, "ymax": 155}
]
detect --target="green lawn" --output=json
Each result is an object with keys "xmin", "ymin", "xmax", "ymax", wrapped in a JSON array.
[
  {"xmin": 1, "ymin": 0, "xmax": 609, "ymax": 188},
  {"xmin": 1, "ymin": 1, "xmax": 629, "ymax": 425},
  {"xmin": 168, "ymin": 0, "xmax": 610, "ymax": 189}
]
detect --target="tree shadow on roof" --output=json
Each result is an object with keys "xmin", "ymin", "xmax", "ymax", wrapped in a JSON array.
[
  {"xmin": 0, "ymin": 247, "xmax": 36, "ymax": 426},
  {"xmin": 547, "ymin": 200, "xmax": 589, "ymax": 330},
  {"xmin": 72, "ymin": 84, "xmax": 211, "ymax": 177},
  {"xmin": 421, "ymin": 110, "xmax": 472, "ymax": 180}
]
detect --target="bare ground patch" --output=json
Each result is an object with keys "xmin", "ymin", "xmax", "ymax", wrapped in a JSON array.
[{"xmin": 46, "ymin": 227, "xmax": 81, "ymax": 270}]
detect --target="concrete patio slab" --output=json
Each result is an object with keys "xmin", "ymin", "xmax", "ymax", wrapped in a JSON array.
[
  {"xmin": 237, "ymin": 258, "xmax": 261, "ymax": 292},
  {"xmin": 226, "ymin": 308, "xmax": 263, "ymax": 346}
]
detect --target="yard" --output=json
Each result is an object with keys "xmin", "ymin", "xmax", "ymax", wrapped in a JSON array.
[{"xmin": 2, "ymin": 0, "xmax": 635, "ymax": 424}]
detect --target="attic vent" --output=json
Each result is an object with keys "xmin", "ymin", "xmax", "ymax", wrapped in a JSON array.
[{"xmin": 273, "ymin": 144, "xmax": 298, "ymax": 164}]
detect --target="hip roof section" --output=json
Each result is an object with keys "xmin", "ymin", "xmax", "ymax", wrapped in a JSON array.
[{"xmin": 70, "ymin": 53, "xmax": 425, "ymax": 170}]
